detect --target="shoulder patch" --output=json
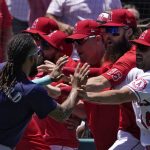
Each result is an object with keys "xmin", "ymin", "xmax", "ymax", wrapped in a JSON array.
[{"xmin": 132, "ymin": 78, "xmax": 147, "ymax": 91}]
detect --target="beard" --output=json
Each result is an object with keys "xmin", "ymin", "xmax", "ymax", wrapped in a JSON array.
[
  {"xmin": 136, "ymin": 54, "xmax": 144, "ymax": 69},
  {"xmin": 105, "ymin": 36, "xmax": 130, "ymax": 63},
  {"xmin": 29, "ymin": 62, "xmax": 38, "ymax": 78}
]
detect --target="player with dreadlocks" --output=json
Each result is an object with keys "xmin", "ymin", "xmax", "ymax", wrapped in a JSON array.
[
  {"xmin": 0, "ymin": 33, "xmax": 39, "ymax": 99},
  {"xmin": 0, "ymin": 33, "xmax": 89, "ymax": 150}
]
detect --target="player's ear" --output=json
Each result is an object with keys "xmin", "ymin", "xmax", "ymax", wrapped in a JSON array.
[
  {"xmin": 95, "ymin": 35, "xmax": 102, "ymax": 41},
  {"xmin": 126, "ymin": 28, "xmax": 133, "ymax": 39},
  {"xmin": 28, "ymin": 55, "xmax": 35, "ymax": 66},
  {"xmin": 95, "ymin": 35, "xmax": 104, "ymax": 45}
]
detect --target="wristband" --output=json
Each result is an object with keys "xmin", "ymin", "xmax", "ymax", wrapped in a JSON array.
[{"xmin": 32, "ymin": 75, "xmax": 52, "ymax": 85}]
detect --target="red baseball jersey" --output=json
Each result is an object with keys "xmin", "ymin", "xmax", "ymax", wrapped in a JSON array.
[
  {"xmin": 84, "ymin": 60, "xmax": 119, "ymax": 150},
  {"xmin": 102, "ymin": 46, "xmax": 140, "ymax": 140},
  {"xmin": 0, "ymin": 0, "xmax": 12, "ymax": 62}
]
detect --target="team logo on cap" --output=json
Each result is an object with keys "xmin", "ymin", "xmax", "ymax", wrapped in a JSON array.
[
  {"xmin": 132, "ymin": 78, "xmax": 147, "ymax": 91},
  {"xmin": 106, "ymin": 68, "xmax": 122, "ymax": 81},
  {"xmin": 139, "ymin": 30, "xmax": 148, "ymax": 40},
  {"xmin": 97, "ymin": 12, "xmax": 110, "ymax": 22}
]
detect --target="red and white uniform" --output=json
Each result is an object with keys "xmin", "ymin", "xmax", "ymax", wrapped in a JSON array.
[
  {"xmin": 127, "ymin": 68, "xmax": 150, "ymax": 147},
  {"xmin": 102, "ymin": 46, "xmax": 144, "ymax": 150}
]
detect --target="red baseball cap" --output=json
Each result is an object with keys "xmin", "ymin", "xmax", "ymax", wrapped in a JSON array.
[
  {"xmin": 100, "ymin": 9, "xmax": 137, "ymax": 28},
  {"xmin": 66, "ymin": 19, "xmax": 100, "ymax": 40},
  {"xmin": 131, "ymin": 29, "xmax": 150, "ymax": 47},
  {"xmin": 24, "ymin": 17, "xmax": 59, "ymax": 35},
  {"xmin": 40, "ymin": 30, "xmax": 73, "ymax": 56}
]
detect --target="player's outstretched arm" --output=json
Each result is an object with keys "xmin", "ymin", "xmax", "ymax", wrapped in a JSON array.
[
  {"xmin": 32, "ymin": 55, "xmax": 68, "ymax": 85},
  {"xmin": 48, "ymin": 63, "xmax": 90, "ymax": 122},
  {"xmin": 86, "ymin": 75, "xmax": 111, "ymax": 92},
  {"xmin": 81, "ymin": 86, "xmax": 137, "ymax": 105}
]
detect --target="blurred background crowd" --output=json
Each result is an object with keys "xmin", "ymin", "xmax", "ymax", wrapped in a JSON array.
[{"xmin": 2, "ymin": 0, "xmax": 150, "ymax": 63}]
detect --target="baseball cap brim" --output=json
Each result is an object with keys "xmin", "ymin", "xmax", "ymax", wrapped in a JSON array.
[
  {"xmin": 23, "ymin": 29, "xmax": 46, "ymax": 35},
  {"xmin": 100, "ymin": 22, "xmax": 126, "ymax": 27},
  {"xmin": 66, "ymin": 34, "xmax": 88, "ymax": 42},
  {"xmin": 40, "ymin": 34, "xmax": 56, "ymax": 48},
  {"xmin": 40, "ymin": 34, "xmax": 73, "ymax": 55},
  {"xmin": 131, "ymin": 39, "xmax": 150, "ymax": 47}
]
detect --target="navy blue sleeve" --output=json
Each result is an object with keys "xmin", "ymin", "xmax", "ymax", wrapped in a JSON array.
[{"xmin": 27, "ymin": 85, "xmax": 57, "ymax": 119}]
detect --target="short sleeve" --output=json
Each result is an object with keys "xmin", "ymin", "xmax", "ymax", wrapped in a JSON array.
[
  {"xmin": 46, "ymin": 0, "xmax": 65, "ymax": 17},
  {"xmin": 102, "ymin": 47, "xmax": 136, "ymax": 87},
  {"xmin": 127, "ymin": 75, "xmax": 150, "ymax": 103},
  {"xmin": 28, "ymin": 85, "xmax": 57, "ymax": 119}
]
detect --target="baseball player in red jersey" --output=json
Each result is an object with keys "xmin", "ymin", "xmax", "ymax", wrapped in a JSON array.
[
  {"xmin": 86, "ymin": 9, "xmax": 144, "ymax": 150},
  {"xmin": 63, "ymin": 19, "xmax": 120, "ymax": 150},
  {"xmin": 82, "ymin": 29, "xmax": 150, "ymax": 149}
]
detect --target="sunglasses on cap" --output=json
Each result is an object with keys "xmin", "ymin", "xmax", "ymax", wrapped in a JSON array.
[
  {"xmin": 104, "ymin": 26, "xmax": 129, "ymax": 36},
  {"xmin": 105, "ymin": 27, "xmax": 120, "ymax": 36},
  {"xmin": 74, "ymin": 35, "xmax": 96, "ymax": 45}
]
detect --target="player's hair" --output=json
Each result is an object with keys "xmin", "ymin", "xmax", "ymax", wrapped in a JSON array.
[{"xmin": 0, "ymin": 33, "xmax": 36, "ymax": 96}]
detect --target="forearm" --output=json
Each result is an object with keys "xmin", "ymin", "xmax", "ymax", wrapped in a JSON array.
[
  {"xmin": 46, "ymin": 13, "xmax": 73, "ymax": 34},
  {"xmin": 49, "ymin": 88, "xmax": 79, "ymax": 121},
  {"xmin": 46, "ymin": 13, "xmax": 68, "ymax": 28},
  {"xmin": 86, "ymin": 75, "xmax": 111, "ymax": 92},
  {"xmin": 86, "ymin": 88, "xmax": 133, "ymax": 104},
  {"xmin": 45, "ymin": 84, "xmax": 61, "ymax": 98}
]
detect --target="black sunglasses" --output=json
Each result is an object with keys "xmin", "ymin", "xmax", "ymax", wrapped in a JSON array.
[
  {"xmin": 41, "ymin": 40, "xmax": 50, "ymax": 48},
  {"xmin": 74, "ymin": 35, "xmax": 96, "ymax": 45}
]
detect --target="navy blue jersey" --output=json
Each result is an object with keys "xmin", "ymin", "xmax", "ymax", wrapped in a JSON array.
[{"xmin": 0, "ymin": 64, "xmax": 57, "ymax": 148}]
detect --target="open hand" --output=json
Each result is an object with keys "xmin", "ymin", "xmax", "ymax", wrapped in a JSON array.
[{"xmin": 71, "ymin": 63, "xmax": 90, "ymax": 89}]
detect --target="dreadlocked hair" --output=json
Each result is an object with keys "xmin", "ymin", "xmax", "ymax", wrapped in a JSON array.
[{"xmin": 0, "ymin": 33, "xmax": 36, "ymax": 96}]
